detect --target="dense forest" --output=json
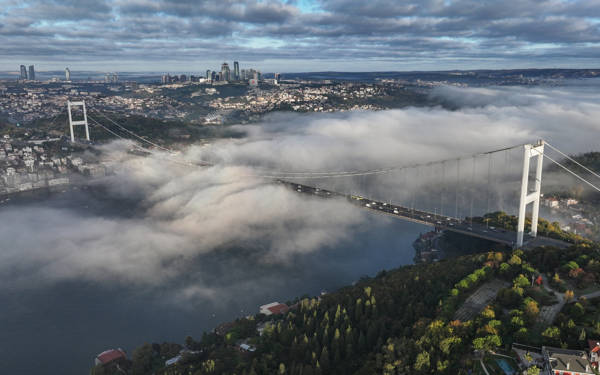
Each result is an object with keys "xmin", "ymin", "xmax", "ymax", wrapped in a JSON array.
[{"xmin": 91, "ymin": 229, "xmax": 600, "ymax": 375}]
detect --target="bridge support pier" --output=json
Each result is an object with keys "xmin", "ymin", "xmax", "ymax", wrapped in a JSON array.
[
  {"xmin": 67, "ymin": 100, "xmax": 90, "ymax": 143},
  {"xmin": 517, "ymin": 140, "xmax": 544, "ymax": 247}
]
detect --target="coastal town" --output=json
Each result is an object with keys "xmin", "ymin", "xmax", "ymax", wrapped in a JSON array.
[{"xmin": 0, "ymin": 132, "xmax": 108, "ymax": 197}]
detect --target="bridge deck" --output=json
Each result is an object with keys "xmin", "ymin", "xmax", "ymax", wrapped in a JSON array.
[{"xmin": 280, "ymin": 181, "xmax": 569, "ymax": 249}]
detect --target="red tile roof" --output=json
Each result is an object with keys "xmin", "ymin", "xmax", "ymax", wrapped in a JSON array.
[
  {"xmin": 267, "ymin": 303, "xmax": 289, "ymax": 315},
  {"xmin": 97, "ymin": 349, "xmax": 126, "ymax": 364},
  {"xmin": 588, "ymin": 340, "xmax": 600, "ymax": 352}
]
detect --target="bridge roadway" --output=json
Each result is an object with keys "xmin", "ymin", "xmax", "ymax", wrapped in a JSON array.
[{"xmin": 279, "ymin": 180, "xmax": 535, "ymax": 247}]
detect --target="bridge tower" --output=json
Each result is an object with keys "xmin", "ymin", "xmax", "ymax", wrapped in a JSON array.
[
  {"xmin": 67, "ymin": 100, "xmax": 90, "ymax": 143},
  {"xmin": 516, "ymin": 140, "xmax": 544, "ymax": 247}
]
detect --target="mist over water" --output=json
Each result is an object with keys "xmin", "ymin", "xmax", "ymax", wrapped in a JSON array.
[
  {"xmin": 0, "ymin": 188, "xmax": 423, "ymax": 374},
  {"xmin": 1, "ymin": 82, "xmax": 599, "ymax": 374}
]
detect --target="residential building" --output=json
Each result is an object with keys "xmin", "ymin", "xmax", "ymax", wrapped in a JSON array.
[
  {"xmin": 589, "ymin": 340, "xmax": 599, "ymax": 370},
  {"xmin": 259, "ymin": 302, "xmax": 289, "ymax": 316},
  {"xmin": 542, "ymin": 346, "xmax": 594, "ymax": 375},
  {"xmin": 544, "ymin": 197, "xmax": 559, "ymax": 208},
  {"xmin": 94, "ymin": 348, "xmax": 127, "ymax": 366},
  {"xmin": 566, "ymin": 198, "xmax": 579, "ymax": 206},
  {"xmin": 239, "ymin": 343, "xmax": 256, "ymax": 352}
]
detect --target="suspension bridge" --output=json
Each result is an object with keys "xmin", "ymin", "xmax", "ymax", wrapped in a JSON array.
[{"xmin": 66, "ymin": 100, "xmax": 600, "ymax": 249}]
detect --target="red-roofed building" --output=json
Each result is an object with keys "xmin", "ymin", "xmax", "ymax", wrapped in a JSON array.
[
  {"xmin": 95, "ymin": 348, "xmax": 127, "ymax": 366},
  {"xmin": 268, "ymin": 303, "xmax": 289, "ymax": 315},
  {"xmin": 259, "ymin": 302, "xmax": 289, "ymax": 316},
  {"xmin": 589, "ymin": 340, "xmax": 600, "ymax": 369}
]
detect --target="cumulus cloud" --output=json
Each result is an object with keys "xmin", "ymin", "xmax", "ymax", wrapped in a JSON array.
[
  {"xmin": 1, "ymin": 83, "xmax": 599, "ymax": 298},
  {"xmin": 2, "ymin": 0, "xmax": 600, "ymax": 70}
]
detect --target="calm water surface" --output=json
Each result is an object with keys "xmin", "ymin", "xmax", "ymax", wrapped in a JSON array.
[{"xmin": 0, "ymin": 188, "xmax": 425, "ymax": 374}]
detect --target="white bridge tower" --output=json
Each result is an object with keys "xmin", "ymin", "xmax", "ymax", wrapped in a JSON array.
[
  {"xmin": 516, "ymin": 140, "xmax": 544, "ymax": 247},
  {"xmin": 67, "ymin": 100, "xmax": 90, "ymax": 142}
]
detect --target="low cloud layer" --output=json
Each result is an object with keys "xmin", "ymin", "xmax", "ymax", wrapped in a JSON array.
[{"xmin": 1, "ymin": 83, "xmax": 599, "ymax": 297}]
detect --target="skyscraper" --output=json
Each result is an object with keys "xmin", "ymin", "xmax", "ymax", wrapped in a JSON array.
[
  {"xmin": 206, "ymin": 70, "xmax": 211, "ymax": 80},
  {"xmin": 221, "ymin": 62, "xmax": 230, "ymax": 82},
  {"xmin": 28, "ymin": 65, "xmax": 35, "ymax": 81},
  {"xmin": 20, "ymin": 65, "xmax": 27, "ymax": 80},
  {"xmin": 233, "ymin": 61, "xmax": 240, "ymax": 81},
  {"xmin": 65, "ymin": 67, "xmax": 71, "ymax": 81}
]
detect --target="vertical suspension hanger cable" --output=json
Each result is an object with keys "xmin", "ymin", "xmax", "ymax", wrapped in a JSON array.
[
  {"xmin": 440, "ymin": 161, "xmax": 445, "ymax": 217},
  {"xmin": 487, "ymin": 153, "xmax": 492, "ymax": 226},
  {"xmin": 455, "ymin": 158, "xmax": 460, "ymax": 219},
  {"xmin": 470, "ymin": 155, "xmax": 475, "ymax": 226},
  {"xmin": 412, "ymin": 166, "xmax": 418, "ymax": 211}
]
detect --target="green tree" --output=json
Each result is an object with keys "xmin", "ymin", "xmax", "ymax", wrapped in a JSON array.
[
  {"xmin": 579, "ymin": 328, "xmax": 587, "ymax": 342},
  {"xmin": 319, "ymin": 347, "xmax": 330, "ymax": 372},
  {"xmin": 131, "ymin": 343, "xmax": 154, "ymax": 375},
  {"xmin": 508, "ymin": 255, "xmax": 522, "ymax": 266},
  {"xmin": 513, "ymin": 274, "xmax": 529, "ymax": 288},
  {"xmin": 414, "ymin": 351, "xmax": 430, "ymax": 372},
  {"xmin": 473, "ymin": 335, "xmax": 501, "ymax": 352},
  {"xmin": 542, "ymin": 326, "xmax": 561, "ymax": 345}
]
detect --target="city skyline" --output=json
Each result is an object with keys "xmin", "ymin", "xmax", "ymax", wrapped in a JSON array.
[{"xmin": 1, "ymin": 0, "xmax": 600, "ymax": 72}]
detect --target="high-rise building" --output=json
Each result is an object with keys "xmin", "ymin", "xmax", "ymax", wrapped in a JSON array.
[
  {"xmin": 240, "ymin": 69, "xmax": 246, "ymax": 80},
  {"xmin": 206, "ymin": 70, "xmax": 211, "ymax": 80},
  {"xmin": 161, "ymin": 74, "xmax": 169, "ymax": 84},
  {"xmin": 20, "ymin": 65, "xmax": 28, "ymax": 80},
  {"xmin": 105, "ymin": 73, "xmax": 118, "ymax": 83},
  {"xmin": 211, "ymin": 71, "xmax": 216, "ymax": 81},
  {"xmin": 65, "ymin": 67, "xmax": 71, "ymax": 81},
  {"xmin": 221, "ymin": 62, "xmax": 230, "ymax": 82},
  {"xmin": 179, "ymin": 74, "xmax": 187, "ymax": 82},
  {"xmin": 28, "ymin": 65, "xmax": 35, "ymax": 81},
  {"xmin": 233, "ymin": 61, "xmax": 240, "ymax": 81}
]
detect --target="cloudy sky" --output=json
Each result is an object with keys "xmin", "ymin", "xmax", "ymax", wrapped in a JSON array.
[{"xmin": 1, "ymin": 0, "xmax": 600, "ymax": 72}]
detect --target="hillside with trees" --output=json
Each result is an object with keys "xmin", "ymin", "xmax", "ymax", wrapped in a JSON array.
[{"xmin": 91, "ymin": 238, "xmax": 600, "ymax": 375}]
